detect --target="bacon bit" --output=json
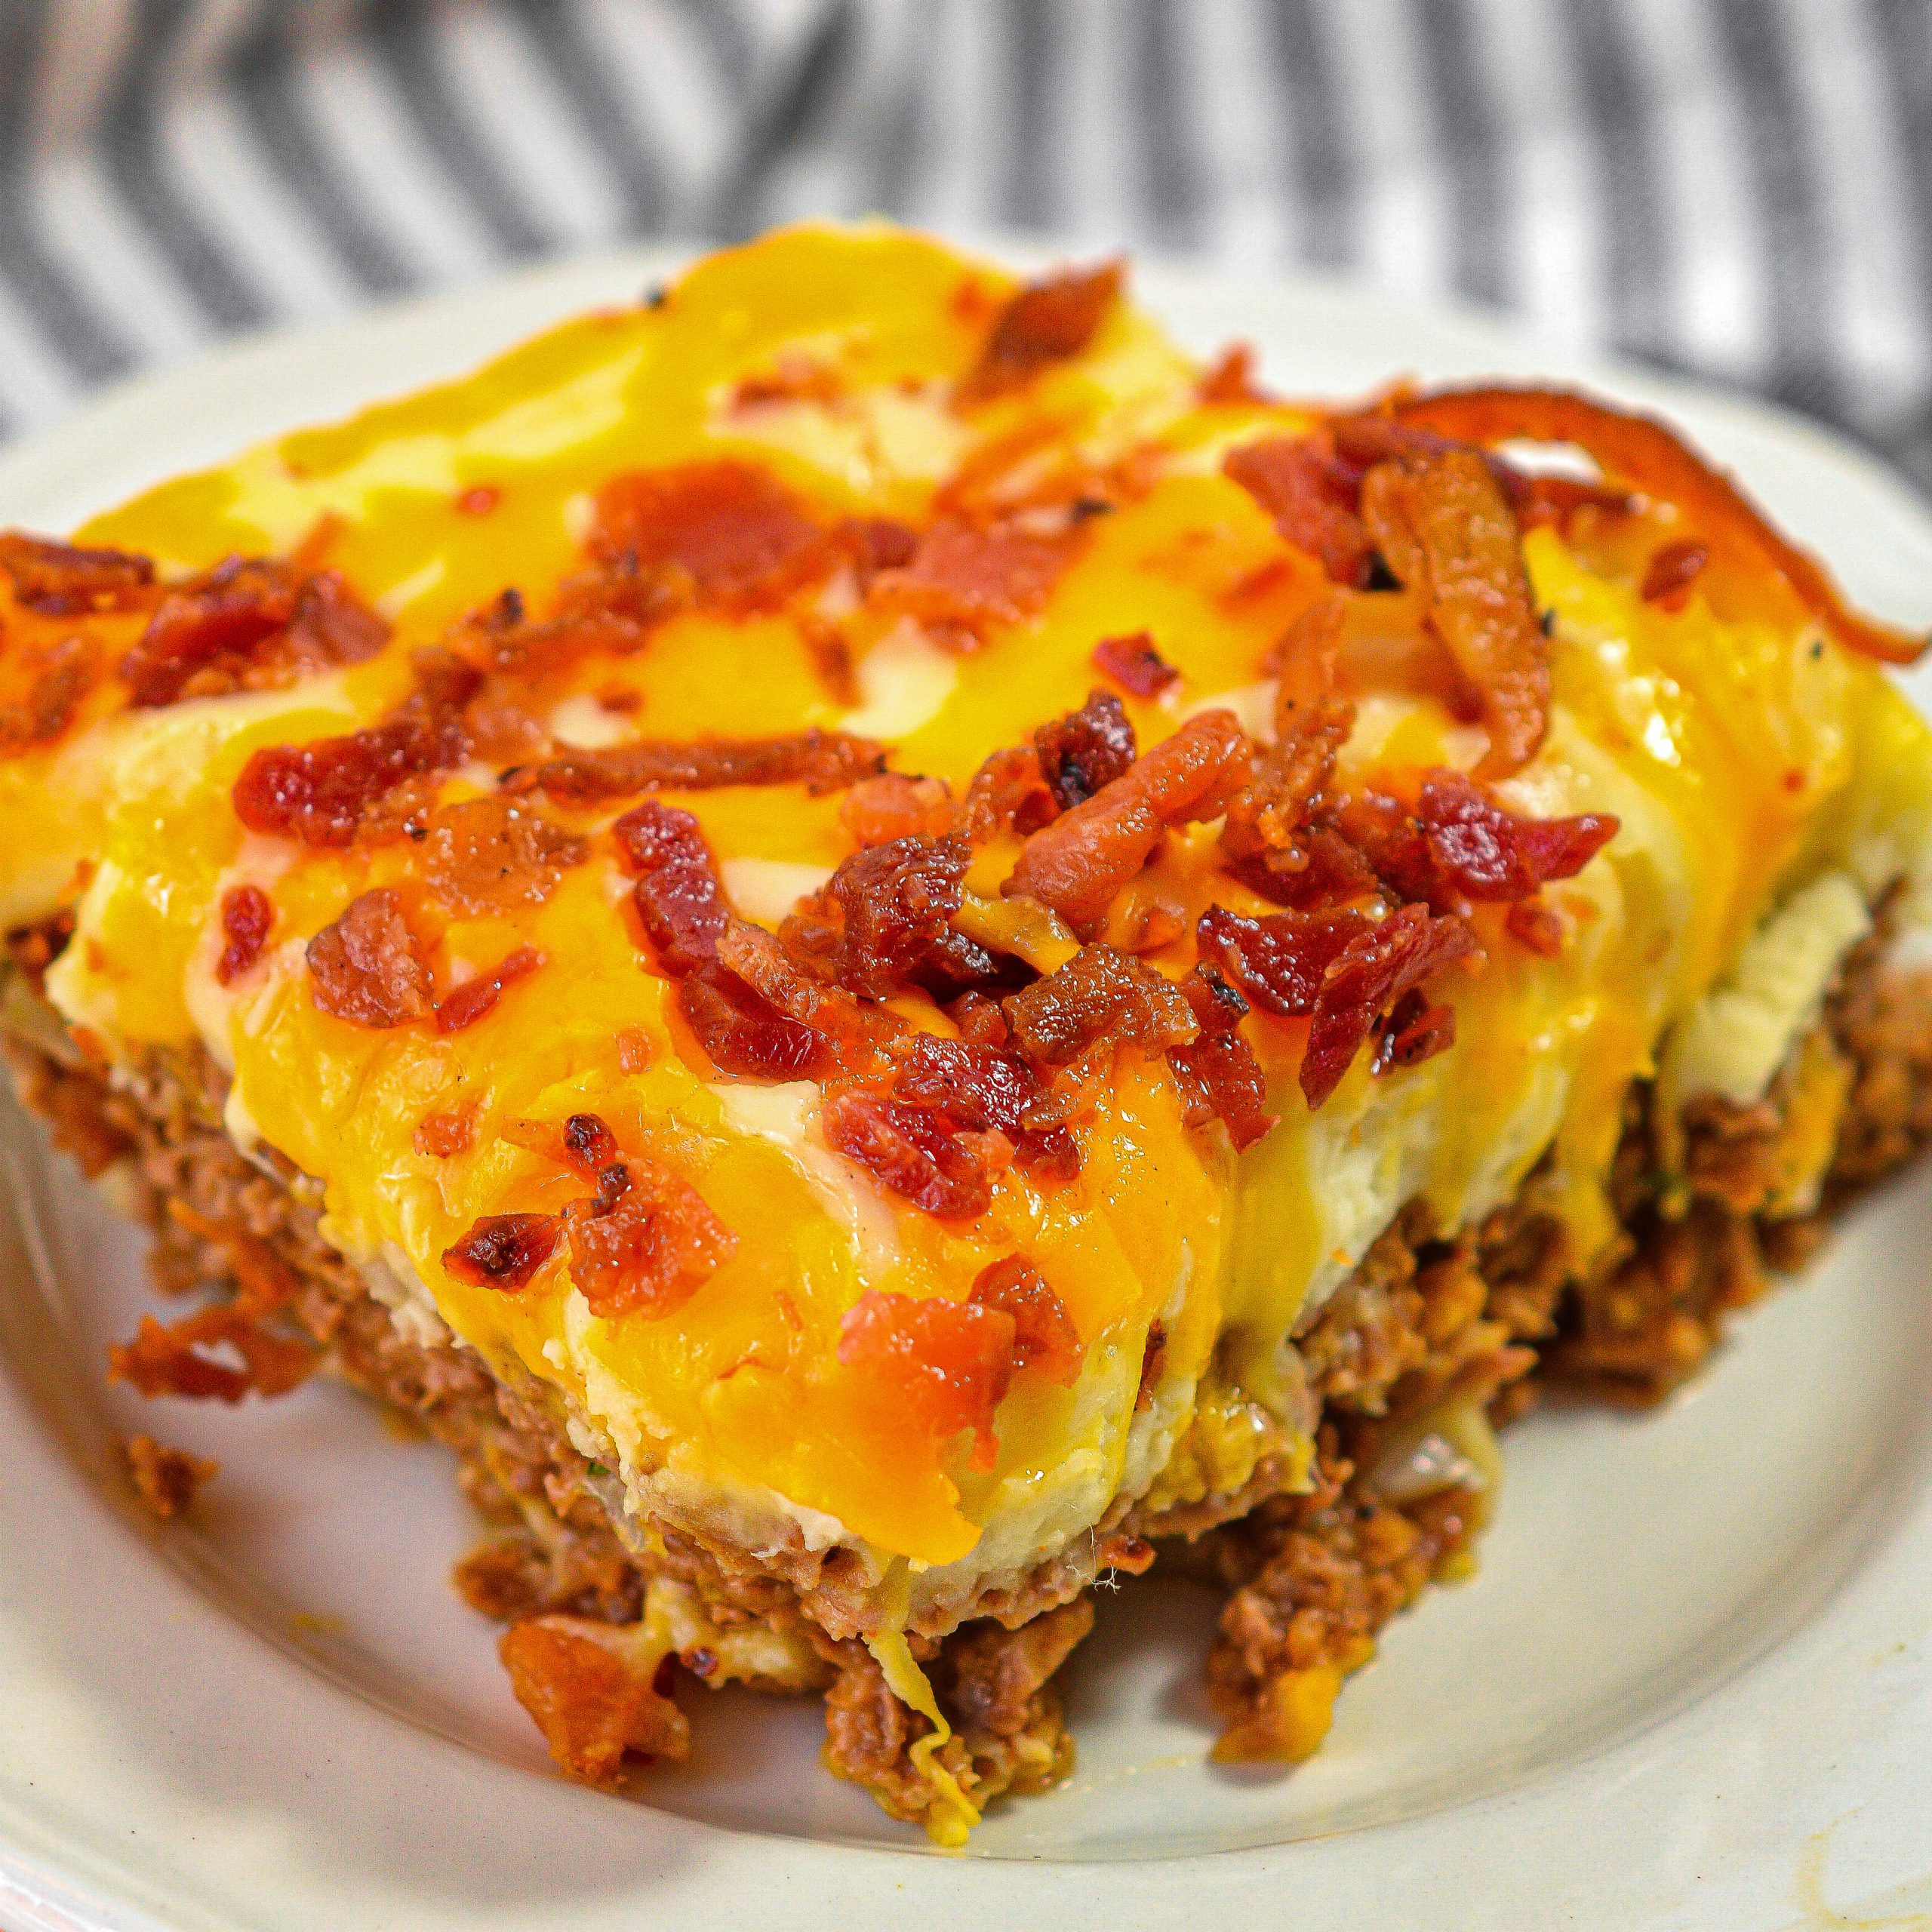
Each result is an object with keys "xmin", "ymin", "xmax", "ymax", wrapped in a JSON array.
[
  {"xmin": 1224, "ymin": 435, "xmax": 1374, "ymax": 589},
  {"xmin": 1300, "ymin": 905, "xmax": 1475, "ymax": 1108},
  {"xmin": 122, "ymin": 557, "xmax": 389, "ymax": 707},
  {"xmin": 0, "ymin": 531, "xmax": 155, "ymax": 614},
  {"xmin": 837, "ymin": 1287, "xmax": 1017, "ymax": 1467},
  {"xmin": 0, "ymin": 635, "xmax": 101, "ymax": 753},
  {"xmin": 414, "ymin": 1104, "xmax": 478, "ymax": 1158},
  {"xmin": 840, "ymin": 772, "xmax": 959, "ymax": 847},
  {"xmin": 435, "ymin": 945, "xmax": 543, "ymax": 1035},
  {"xmin": 500, "ymin": 1616, "xmax": 690, "ymax": 1785},
  {"xmin": 1091, "ymin": 630, "xmax": 1180, "ymax": 698},
  {"xmin": 422, "ymin": 798, "xmax": 586, "ymax": 917},
  {"xmin": 443, "ymin": 1211, "xmax": 562, "ymax": 1291},
  {"xmin": 822, "ymin": 1091, "xmax": 1008, "ymax": 1221},
  {"xmin": 714, "ymin": 918, "xmax": 881, "ymax": 1050},
  {"xmin": 961, "ymin": 743, "xmax": 1059, "ymax": 843},
  {"xmin": 1367, "ymin": 770, "xmax": 1617, "ymax": 910},
  {"xmin": 1198, "ymin": 343, "xmax": 1268, "ymax": 406},
  {"xmin": 678, "ymin": 963, "xmax": 829, "ymax": 1078},
  {"xmin": 961, "ymin": 260, "xmax": 1123, "ymax": 401},
  {"xmin": 871, "ymin": 521, "xmax": 1076, "ymax": 638},
  {"xmin": 787, "ymin": 835, "xmax": 971, "ymax": 1001},
  {"xmin": 1389, "ymin": 386, "xmax": 1928, "ymax": 663},
  {"xmin": 232, "ymin": 658, "xmax": 477, "ymax": 847},
  {"xmin": 892, "ymin": 1033, "xmax": 1081, "ymax": 1182},
  {"xmin": 615, "ymin": 1026, "xmax": 654, "ymax": 1073},
  {"xmin": 562, "ymin": 1112, "xmax": 621, "ymax": 1177},
  {"xmin": 1001, "ymin": 944, "xmax": 1198, "ymax": 1070},
  {"xmin": 1167, "ymin": 966, "xmax": 1277, "ymax": 1152},
  {"xmin": 1222, "ymin": 598, "xmax": 1356, "ymax": 895},
  {"xmin": 1358, "ymin": 447, "xmax": 1549, "ymax": 780},
  {"xmin": 1005, "ymin": 709, "xmax": 1250, "ymax": 933},
  {"xmin": 1196, "ymin": 903, "xmax": 1370, "ymax": 1017},
  {"xmin": 110, "ymin": 1297, "xmax": 314, "ymax": 1404},
  {"xmin": 122, "ymin": 1434, "xmax": 217, "ymax": 1518},
  {"xmin": 565, "ymin": 1153, "xmax": 737, "ymax": 1319},
  {"xmin": 797, "ymin": 612, "xmax": 860, "ymax": 706},
  {"xmin": 306, "ymin": 888, "xmax": 434, "ymax": 1028},
  {"xmin": 968, "ymin": 1256, "xmax": 1082, "ymax": 1384},
  {"xmin": 590, "ymin": 460, "xmax": 827, "ymax": 611},
  {"xmin": 1641, "ymin": 538, "xmax": 1710, "ymax": 608},
  {"xmin": 214, "ymin": 883, "xmax": 274, "ymax": 986},
  {"xmin": 455, "ymin": 485, "xmax": 500, "ymax": 516},
  {"xmin": 1503, "ymin": 897, "xmax": 1566, "ymax": 956},
  {"xmin": 611, "ymin": 800, "xmax": 730, "ymax": 976},
  {"xmin": 1373, "ymin": 989, "xmax": 1457, "ymax": 1074},
  {"xmin": 1135, "ymin": 1320, "xmax": 1167, "ymax": 1411},
  {"xmin": 1097, "ymin": 1531, "xmax": 1156, "ymax": 1574},
  {"xmin": 1034, "ymin": 689, "xmax": 1137, "ymax": 811},
  {"xmin": 515, "ymin": 727, "xmax": 884, "ymax": 805}
]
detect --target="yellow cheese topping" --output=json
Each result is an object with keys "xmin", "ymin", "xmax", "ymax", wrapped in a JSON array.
[{"xmin": 5, "ymin": 222, "xmax": 1928, "ymax": 1609}]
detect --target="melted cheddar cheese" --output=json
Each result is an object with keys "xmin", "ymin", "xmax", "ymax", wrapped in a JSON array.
[{"xmin": 5, "ymin": 223, "xmax": 1929, "ymax": 1632}]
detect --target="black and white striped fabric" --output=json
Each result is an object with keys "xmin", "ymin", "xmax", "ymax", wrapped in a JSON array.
[{"xmin": 0, "ymin": 0, "xmax": 1927, "ymax": 488}]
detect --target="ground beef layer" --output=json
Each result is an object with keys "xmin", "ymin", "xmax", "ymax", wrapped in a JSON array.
[{"xmin": 6, "ymin": 934, "xmax": 1930, "ymax": 1833}]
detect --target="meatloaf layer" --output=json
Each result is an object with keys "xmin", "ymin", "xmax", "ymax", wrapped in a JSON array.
[{"xmin": 9, "ymin": 927, "xmax": 1927, "ymax": 1832}]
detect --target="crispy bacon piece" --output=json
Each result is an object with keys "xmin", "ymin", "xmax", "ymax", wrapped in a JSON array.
[
  {"xmin": 565, "ymin": 1152, "xmax": 737, "ymax": 1320},
  {"xmin": 837, "ymin": 1287, "xmax": 1017, "ymax": 1467},
  {"xmin": 1166, "ymin": 966, "xmax": 1276, "ymax": 1152},
  {"xmin": 1224, "ymin": 435, "xmax": 1375, "ymax": 589},
  {"xmin": 123, "ymin": 1433, "xmax": 218, "ymax": 1518},
  {"xmin": 1034, "ymin": 689, "xmax": 1137, "ymax": 811},
  {"xmin": 840, "ymin": 772, "xmax": 958, "ymax": 847},
  {"xmin": 1388, "ymin": 383, "xmax": 1927, "ymax": 664},
  {"xmin": 1641, "ymin": 538, "xmax": 1710, "ymax": 607},
  {"xmin": 1411, "ymin": 770, "xmax": 1617, "ymax": 903},
  {"xmin": 500, "ymin": 1617, "xmax": 689, "ymax": 1786},
  {"xmin": 1222, "ymin": 598, "xmax": 1356, "ymax": 894},
  {"xmin": 0, "ymin": 635, "xmax": 100, "ymax": 752},
  {"xmin": 1091, "ymin": 631, "xmax": 1179, "ymax": 698},
  {"xmin": 306, "ymin": 888, "xmax": 434, "ymax": 1028},
  {"xmin": 517, "ymin": 728, "xmax": 884, "ymax": 805},
  {"xmin": 968, "ymin": 1256, "xmax": 1083, "ymax": 1384},
  {"xmin": 435, "ymin": 945, "xmax": 543, "ymax": 1035},
  {"xmin": 422, "ymin": 798, "xmax": 586, "ymax": 917},
  {"xmin": 714, "ymin": 918, "xmax": 879, "ymax": 1050},
  {"xmin": 442, "ymin": 1212, "xmax": 563, "ymax": 1291},
  {"xmin": 214, "ymin": 883, "xmax": 274, "ymax": 986},
  {"xmin": 1300, "ymin": 904, "xmax": 1475, "ymax": 1107},
  {"xmin": 789, "ymin": 834, "xmax": 971, "ymax": 1001},
  {"xmin": 961, "ymin": 260, "xmax": 1122, "ymax": 401},
  {"xmin": 122, "ymin": 558, "xmax": 388, "ymax": 707},
  {"xmin": 0, "ymin": 531, "xmax": 155, "ymax": 614},
  {"xmin": 677, "ymin": 963, "xmax": 829, "ymax": 1078},
  {"xmin": 1004, "ymin": 709, "xmax": 1249, "ymax": 932},
  {"xmin": 1373, "ymin": 989, "xmax": 1457, "ymax": 1073},
  {"xmin": 835, "ymin": 515, "xmax": 920, "ymax": 583},
  {"xmin": 232, "ymin": 659, "xmax": 477, "ymax": 847},
  {"xmin": 961, "ymin": 743, "xmax": 1058, "ymax": 843},
  {"xmin": 871, "ymin": 521, "xmax": 1075, "ymax": 638},
  {"xmin": 611, "ymin": 800, "xmax": 730, "ymax": 976},
  {"xmin": 1358, "ymin": 446, "xmax": 1549, "ymax": 779},
  {"xmin": 590, "ymin": 460, "xmax": 826, "ymax": 611},
  {"xmin": 109, "ymin": 1206, "xmax": 314, "ymax": 1404},
  {"xmin": 1198, "ymin": 343, "xmax": 1269, "ymax": 406},
  {"xmin": 892, "ymin": 1033, "xmax": 1080, "ymax": 1182},
  {"xmin": 1001, "ymin": 944, "xmax": 1197, "ymax": 1070},
  {"xmin": 821, "ymin": 1090, "xmax": 1008, "ymax": 1221},
  {"xmin": 1196, "ymin": 903, "xmax": 1370, "ymax": 1017}
]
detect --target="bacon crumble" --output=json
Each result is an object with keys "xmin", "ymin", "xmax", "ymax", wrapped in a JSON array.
[
  {"xmin": 961, "ymin": 260, "xmax": 1123, "ymax": 401},
  {"xmin": 967, "ymin": 1256, "xmax": 1083, "ymax": 1384},
  {"xmin": 515, "ymin": 728, "xmax": 884, "ymax": 805},
  {"xmin": 422, "ymin": 798, "xmax": 586, "ymax": 917},
  {"xmin": 306, "ymin": 888, "xmax": 434, "ymax": 1028},
  {"xmin": 1033, "ymin": 688, "xmax": 1137, "ymax": 811},
  {"xmin": 836, "ymin": 1287, "xmax": 1017, "ymax": 1467},
  {"xmin": 1166, "ymin": 967, "xmax": 1277, "ymax": 1152},
  {"xmin": 442, "ymin": 1213, "xmax": 563, "ymax": 1291},
  {"xmin": 1091, "ymin": 630, "xmax": 1180, "ymax": 698},
  {"xmin": 214, "ymin": 883, "xmax": 275, "ymax": 986},
  {"xmin": 434, "ymin": 945, "xmax": 544, "ymax": 1035}
]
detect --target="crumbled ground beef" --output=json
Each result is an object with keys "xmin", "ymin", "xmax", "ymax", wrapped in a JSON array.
[{"xmin": 5, "ymin": 933, "xmax": 1929, "ymax": 1832}]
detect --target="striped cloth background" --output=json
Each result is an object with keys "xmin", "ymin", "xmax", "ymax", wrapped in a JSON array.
[{"xmin": 0, "ymin": 0, "xmax": 1927, "ymax": 490}]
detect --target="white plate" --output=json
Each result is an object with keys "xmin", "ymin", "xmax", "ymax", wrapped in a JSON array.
[{"xmin": 3, "ymin": 244, "xmax": 1931, "ymax": 1932}]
